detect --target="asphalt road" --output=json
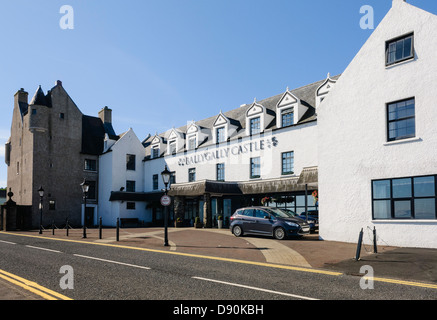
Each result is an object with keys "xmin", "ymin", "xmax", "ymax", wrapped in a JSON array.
[{"xmin": 0, "ymin": 232, "xmax": 436, "ymax": 303}]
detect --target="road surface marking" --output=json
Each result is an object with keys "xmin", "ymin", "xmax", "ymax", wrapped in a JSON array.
[
  {"xmin": 0, "ymin": 240, "xmax": 16, "ymax": 245},
  {"xmin": 0, "ymin": 231, "xmax": 342, "ymax": 277},
  {"xmin": 193, "ymin": 276, "xmax": 319, "ymax": 300},
  {"xmin": 366, "ymin": 276, "xmax": 437, "ymax": 290},
  {"xmin": 0, "ymin": 268, "xmax": 72, "ymax": 300},
  {"xmin": 25, "ymin": 245, "xmax": 62, "ymax": 253},
  {"xmin": 74, "ymin": 254, "xmax": 151, "ymax": 270}
]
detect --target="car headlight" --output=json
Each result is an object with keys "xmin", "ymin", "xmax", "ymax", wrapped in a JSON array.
[{"xmin": 285, "ymin": 221, "xmax": 299, "ymax": 227}]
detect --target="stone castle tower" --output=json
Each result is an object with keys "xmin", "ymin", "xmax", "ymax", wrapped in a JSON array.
[{"xmin": 5, "ymin": 81, "xmax": 116, "ymax": 228}]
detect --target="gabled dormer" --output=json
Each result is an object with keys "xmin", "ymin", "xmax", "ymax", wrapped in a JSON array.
[
  {"xmin": 316, "ymin": 73, "xmax": 337, "ymax": 108},
  {"xmin": 245, "ymin": 99, "xmax": 275, "ymax": 136},
  {"xmin": 186, "ymin": 121, "xmax": 209, "ymax": 150},
  {"xmin": 213, "ymin": 111, "xmax": 238, "ymax": 143},
  {"xmin": 166, "ymin": 128, "xmax": 184, "ymax": 155},
  {"xmin": 150, "ymin": 134, "xmax": 165, "ymax": 159},
  {"xmin": 276, "ymin": 88, "xmax": 306, "ymax": 128}
]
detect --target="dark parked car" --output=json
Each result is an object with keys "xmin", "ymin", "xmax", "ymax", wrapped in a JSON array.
[
  {"xmin": 278, "ymin": 208, "xmax": 317, "ymax": 233},
  {"xmin": 298, "ymin": 210, "xmax": 319, "ymax": 232},
  {"xmin": 230, "ymin": 206, "xmax": 310, "ymax": 240}
]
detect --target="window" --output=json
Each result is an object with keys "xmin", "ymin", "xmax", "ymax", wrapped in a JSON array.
[
  {"xmin": 169, "ymin": 141, "xmax": 176, "ymax": 154},
  {"xmin": 127, "ymin": 202, "xmax": 136, "ymax": 210},
  {"xmin": 387, "ymin": 98, "xmax": 415, "ymax": 141},
  {"xmin": 126, "ymin": 154, "xmax": 136, "ymax": 170},
  {"xmin": 60, "ymin": 113, "xmax": 65, "ymax": 119},
  {"xmin": 153, "ymin": 174, "xmax": 159, "ymax": 190},
  {"xmin": 84, "ymin": 159, "xmax": 97, "ymax": 172},
  {"xmin": 152, "ymin": 147, "xmax": 159, "ymax": 159},
  {"xmin": 126, "ymin": 180, "xmax": 136, "ymax": 192},
  {"xmin": 216, "ymin": 163, "xmax": 225, "ymax": 181},
  {"xmin": 188, "ymin": 168, "xmax": 196, "ymax": 182},
  {"xmin": 216, "ymin": 127, "xmax": 226, "ymax": 143},
  {"xmin": 170, "ymin": 172, "xmax": 176, "ymax": 185},
  {"xmin": 87, "ymin": 181, "xmax": 97, "ymax": 200},
  {"xmin": 386, "ymin": 33, "xmax": 414, "ymax": 66},
  {"xmin": 250, "ymin": 157, "xmax": 260, "ymax": 179},
  {"xmin": 281, "ymin": 108, "xmax": 294, "ymax": 127},
  {"xmin": 282, "ymin": 151, "xmax": 294, "ymax": 175},
  {"xmin": 250, "ymin": 117, "xmax": 261, "ymax": 135},
  {"xmin": 188, "ymin": 136, "xmax": 197, "ymax": 150},
  {"xmin": 32, "ymin": 109, "xmax": 37, "ymax": 115},
  {"xmin": 372, "ymin": 175, "xmax": 437, "ymax": 220}
]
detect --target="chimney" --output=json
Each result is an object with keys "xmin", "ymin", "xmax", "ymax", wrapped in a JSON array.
[
  {"xmin": 99, "ymin": 106, "xmax": 112, "ymax": 124},
  {"xmin": 14, "ymin": 88, "xmax": 28, "ymax": 105},
  {"xmin": 55, "ymin": 80, "xmax": 63, "ymax": 87}
]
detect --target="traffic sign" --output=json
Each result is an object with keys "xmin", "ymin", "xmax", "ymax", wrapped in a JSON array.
[{"xmin": 160, "ymin": 195, "xmax": 171, "ymax": 206}]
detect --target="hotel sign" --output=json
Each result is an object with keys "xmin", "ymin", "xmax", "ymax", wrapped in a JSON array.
[{"xmin": 178, "ymin": 137, "xmax": 278, "ymax": 167}]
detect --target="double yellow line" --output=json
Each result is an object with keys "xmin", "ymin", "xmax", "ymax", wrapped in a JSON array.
[{"xmin": 0, "ymin": 268, "xmax": 72, "ymax": 300}]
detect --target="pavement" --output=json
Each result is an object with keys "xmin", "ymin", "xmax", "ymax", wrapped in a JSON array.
[{"xmin": 1, "ymin": 226, "xmax": 437, "ymax": 300}]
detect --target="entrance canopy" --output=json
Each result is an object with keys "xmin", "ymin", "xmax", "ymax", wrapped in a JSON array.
[{"xmin": 168, "ymin": 166, "xmax": 318, "ymax": 197}]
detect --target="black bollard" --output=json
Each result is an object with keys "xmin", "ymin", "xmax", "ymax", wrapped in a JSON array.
[
  {"xmin": 373, "ymin": 226, "xmax": 378, "ymax": 254},
  {"xmin": 66, "ymin": 219, "xmax": 69, "ymax": 236},
  {"xmin": 52, "ymin": 220, "xmax": 55, "ymax": 235},
  {"xmin": 355, "ymin": 228, "xmax": 364, "ymax": 261},
  {"xmin": 99, "ymin": 217, "xmax": 102, "ymax": 240},
  {"xmin": 116, "ymin": 217, "xmax": 120, "ymax": 242}
]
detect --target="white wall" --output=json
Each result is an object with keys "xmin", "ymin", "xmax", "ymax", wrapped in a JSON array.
[
  {"xmin": 99, "ymin": 128, "xmax": 148, "ymax": 226},
  {"xmin": 144, "ymin": 122, "xmax": 318, "ymax": 190},
  {"xmin": 318, "ymin": 2, "xmax": 437, "ymax": 248}
]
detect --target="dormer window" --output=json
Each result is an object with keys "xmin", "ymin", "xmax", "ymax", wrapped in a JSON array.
[
  {"xmin": 281, "ymin": 108, "xmax": 294, "ymax": 127},
  {"xmin": 276, "ymin": 89, "xmax": 305, "ymax": 128},
  {"xmin": 316, "ymin": 74, "xmax": 337, "ymax": 108},
  {"xmin": 166, "ymin": 128, "xmax": 184, "ymax": 155},
  {"xmin": 150, "ymin": 134, "xmax": 165, "ymax": 159},
  {"xmin": 386, "ymin": 33, "xmax": 414, "ymax": 66},
  {"xmin": 245, "ymin": 101, "xmax": 273, "ymax": 136},
  {"xmin": 152, "ymin": 146, "xmax": 159, "ymax": 158},
  {"xmin": 188, "ymin": 135, "xmax": 197, "ymax": 150},
  {"xmin": 216, "ymin": 127, "xmax": 226, "ymax": 143},
  {"xmin": 169, "ymin": 140, "xmax": 176, "ymax": 155},
  {"xmin": 250, "ymin": 117, "xmax": 261, "ymax": 135}
]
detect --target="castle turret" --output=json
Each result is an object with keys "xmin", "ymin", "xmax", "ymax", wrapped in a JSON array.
[{"xmin": 28, "ymin": 86, "xmax": 50, "ymax": 133}]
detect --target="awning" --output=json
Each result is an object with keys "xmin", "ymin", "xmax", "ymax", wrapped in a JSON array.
[
  {"xmin": 297, "ymin": 166, "xmax": 318, "ymax": 186},
  {"xmin": 168, "ymin": 167, "xmax": 318, "ymax": 197},
  {"xmin": 109, "ymin": 191, "xmax": 163, "ymax": 202},
  {"xmin": 168, "ymin": 180, "xmax": 242, "ymax": 197}
]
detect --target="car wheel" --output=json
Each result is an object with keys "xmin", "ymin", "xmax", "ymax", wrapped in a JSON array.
[
  {"xmin": 274, "ymin": 227, "xmax": 286, "ymax": 240},
  {"xmin": 233, "ymin": 225, "xmax": 243, "ymax": 237}
]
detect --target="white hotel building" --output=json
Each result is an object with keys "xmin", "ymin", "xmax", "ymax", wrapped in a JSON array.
[{"xmin": 97, "ymin": 0, "xmax": 437, "ymax": 249}]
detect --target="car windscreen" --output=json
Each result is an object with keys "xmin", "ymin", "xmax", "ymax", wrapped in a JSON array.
[
  {"xmin": 266, "ymin": 207, "xmax": 291, "ymax": 218},
  {"xmin": 279, "ymin": 209, "xmax": 298, "ymax": 217}
]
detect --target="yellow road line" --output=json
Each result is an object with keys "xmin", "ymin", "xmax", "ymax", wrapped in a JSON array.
[
  {"xmin": 0, "ymin": 231, "xmax": 342, "ymax": 276},
  {"xmin": 371, "ymin": 277, "xmax": 437, "ymax": 290},
  {"xmin": 4, "ymin": 231, "xmax": 437, "ymax": 290},
  {"xmin": 0, "ymin": 268, "xmax": 72, "ymax": 300}
]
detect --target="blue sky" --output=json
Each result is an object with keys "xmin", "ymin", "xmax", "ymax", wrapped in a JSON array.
[{"xmin": 1, "ymin": 0, "xmax": 436, "ymax": 188}]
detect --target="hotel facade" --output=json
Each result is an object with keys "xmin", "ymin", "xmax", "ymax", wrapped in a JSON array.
[{"xmin": 5, "ymin": 0, "xmax": 437, "ymax": 248}]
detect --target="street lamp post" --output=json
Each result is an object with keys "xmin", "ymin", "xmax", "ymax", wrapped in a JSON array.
[
  {"xmin": 161, "ymin": 166, "xmax": 171, "ymax": 247},
  {"xmin": 38, "ymin": 186, "xmax": 44, "ymax": 234},
  {"xmin": 80, "ymin": 179, "xmax": 90, "ymax": 239}
]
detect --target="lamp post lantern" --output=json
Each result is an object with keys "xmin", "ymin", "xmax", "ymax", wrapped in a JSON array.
[
  {"xmin": 80, "ymin": 179, "xmax": 90, "ymax": 239},
  {"xmin": 38, "ymin": 186, "xmax": 44, "ymax": 234},
  {"xmin": 161, "ymin": 166, "xmax": 171, "ymax": 247}
]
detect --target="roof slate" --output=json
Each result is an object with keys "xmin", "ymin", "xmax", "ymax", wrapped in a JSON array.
[{"xmin": 143, "ymin": 74, "xmax": 340, "ymax": 157}]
